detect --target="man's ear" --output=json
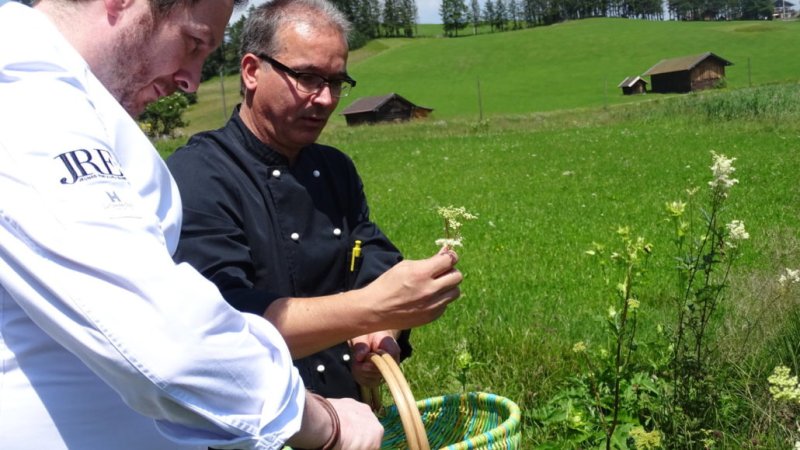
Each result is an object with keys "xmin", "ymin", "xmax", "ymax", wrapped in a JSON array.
[
  {"xmin": 241, "ymin": 53, "xmax": 263, "ymax": 91},
  {"xmin": 103, "ymin": 0, "xmax": 132, "ymax": 23}
]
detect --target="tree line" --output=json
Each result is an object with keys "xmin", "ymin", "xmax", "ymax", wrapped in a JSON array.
[{"xmin": 441, "ymin": 0, "xmax": 775, "ymax": 36}]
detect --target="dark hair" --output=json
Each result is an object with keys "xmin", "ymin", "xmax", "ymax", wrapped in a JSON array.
[{"xmin": 239, "ymin": 0, "xmax": 350, "ymax": 59}]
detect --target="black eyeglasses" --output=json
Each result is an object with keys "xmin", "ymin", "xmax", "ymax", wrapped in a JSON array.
[{"xmin": 256, "ymin": 53, "xmax": 356, "ymax": 98}]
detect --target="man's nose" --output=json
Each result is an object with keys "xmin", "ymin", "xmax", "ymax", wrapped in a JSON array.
[
  {"xmin": 311, "ymin": 83, "xmax": 338, "ymax": 105},
  {"xmin": 173, "ymin": 60, "xmax": 203, "ymax": 93}
]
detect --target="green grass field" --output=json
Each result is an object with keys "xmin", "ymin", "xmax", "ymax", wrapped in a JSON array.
[{"xmin": 168, "ymin": 18, "xmax": 800, "ymax": 448}]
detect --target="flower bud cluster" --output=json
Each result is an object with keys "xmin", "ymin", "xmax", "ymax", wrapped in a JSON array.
[{"xmin": 708, "ymin": 151, "xmax": 739, "ymax": 195}]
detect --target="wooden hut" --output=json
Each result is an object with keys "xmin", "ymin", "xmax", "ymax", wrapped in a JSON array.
[
  {"xmin": 340, "ymin": 93, "xmax": 433, "ymax": 126},
  {"xmin": 618, "ymin": 76, "xmax": 648, "ymax": 95},
  {"xmin": 643, "ymin": 52, "xmax": 733, "ymax": 94},
  {"xmin": 774, "ymin": 0, "xmax": 795, "ymax": 18}
]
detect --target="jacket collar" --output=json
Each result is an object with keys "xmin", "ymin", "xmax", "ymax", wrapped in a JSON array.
[{"xmin": 229, "ymin": 105, "xmax": 290, "ymax": 167}]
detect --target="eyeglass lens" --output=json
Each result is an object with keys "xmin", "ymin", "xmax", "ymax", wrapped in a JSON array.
[{"xmin": 295, "ymin": 74, "xmax": 352, "ymax": 98}]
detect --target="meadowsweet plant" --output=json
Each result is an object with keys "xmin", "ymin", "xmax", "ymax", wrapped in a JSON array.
[
  {"xmin": 765, "ymin": 272, "xmax": 800, "ymax": 446},
  {"xmin": 533, "ymin": 227, "xmax": 661, "ymax": 449},
  {"xmin": 767, "ymin": 364, "xmax": 800, "ymax": 448},
  {"xmin": 768, "ymin": 366, "xmax": 800, "ymax": 403},
  {"xmin": 535, "ymin": 151, "xmax": 750, "ymax": 449},
  {"xmin": 662, "ymin": 151, "xmax": 749, "ymax": 445},
  {"xmin": 435, "ymin": 205, "xmax": 478, "ymax": 249},
  {"xmin": 578, "ymin": 228, "xmax": 657, "ymax": 449},
  {"xmin": 629, "ymin": 426, "xmax": 663, "ymax": 450},
  {"xmin": 779, "ymin": 268, "xmax": 800, "ymax": 292}
]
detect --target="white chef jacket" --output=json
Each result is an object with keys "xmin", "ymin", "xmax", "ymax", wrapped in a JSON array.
[{"xmin": 0, "ymin": 3, "xmax": 305, "ymax": 449}]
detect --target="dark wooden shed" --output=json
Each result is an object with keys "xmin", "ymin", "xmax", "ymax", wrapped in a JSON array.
[
  {"xmin": 643, "ymin": 52, "xmax": 733, "ymax": 94},
  {"xmin": 618, "ymin": 76, "xmax": 648, "ymax": 95},
  {"xmin": 774, "ymin": 0, "xmax": 795, "ymax": 18},
  {"xmin": 340, "ymin": 93, "xmax": 433, "ymax": 126}
]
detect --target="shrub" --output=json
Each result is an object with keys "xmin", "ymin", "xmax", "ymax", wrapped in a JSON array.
[{"xmin": 138, "ymin": 92, "xmax": 190, "ymax": 139}]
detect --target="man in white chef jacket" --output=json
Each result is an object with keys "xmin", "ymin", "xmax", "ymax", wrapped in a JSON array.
[{"xmin": 0, "ymin": 1, "xmax": 382, "ymax": 449}]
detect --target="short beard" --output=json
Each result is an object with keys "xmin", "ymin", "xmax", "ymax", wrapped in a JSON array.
[{"xmin": 97, "ymin": 11, "xmax": 157, "ymax": 116}]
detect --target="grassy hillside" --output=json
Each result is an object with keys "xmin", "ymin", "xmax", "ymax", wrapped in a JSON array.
[
  {"xmin": 342, "ymin": 18, "xmax": 800, "ymax": 120},
  {"xmin": 183, "ymin": 17, "xmax": 800, "ymax": 135}
]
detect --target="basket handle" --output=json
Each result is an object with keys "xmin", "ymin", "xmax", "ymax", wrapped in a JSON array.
[{"xmin": 360, "ymin": 352, "xmax": 431, "ymax": 450}]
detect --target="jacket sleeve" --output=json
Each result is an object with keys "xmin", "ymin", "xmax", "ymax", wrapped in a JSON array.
[
  {"xmin": 342, "ymin": 154, "xmax": 413, "ymax": 360},
  {"xmin": 168, "ymin": 144, "xmax": 284, "ymax": 316},
  {"xmin": 0, "ymin": 70, "xmax": 302, "ymax": 450}
]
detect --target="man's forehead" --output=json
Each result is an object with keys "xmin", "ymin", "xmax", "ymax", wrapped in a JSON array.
[
  {"xmin": 276, "ymin": 21, "xmax": 345, "ymax": 53},
  {"xmin": 169, "ymin": 0, "xmax": 234, "ymax": 44}
]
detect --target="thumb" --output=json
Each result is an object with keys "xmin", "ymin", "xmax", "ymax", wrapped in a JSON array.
[
  {"xmin": 351, "ymin": 341, "xmax": 370, "ymax": 362},
  {"xmin": 424, "ymin": 249, "xmax": 459, "ymax": 278}
]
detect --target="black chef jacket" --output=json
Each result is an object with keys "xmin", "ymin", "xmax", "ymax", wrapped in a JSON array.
[{"xmin": 167, "ymin": 107, "xmax": 411, "ymax": 400}]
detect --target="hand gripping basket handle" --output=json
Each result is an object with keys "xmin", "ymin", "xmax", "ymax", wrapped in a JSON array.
[{"xmin": 365, "ymin": 352, "xmax": 431, "ymax": 450}]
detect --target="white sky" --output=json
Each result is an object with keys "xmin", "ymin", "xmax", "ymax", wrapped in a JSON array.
[{"xmin": 231, "ymin": 0, "xmax": 443, "ymax": 25}]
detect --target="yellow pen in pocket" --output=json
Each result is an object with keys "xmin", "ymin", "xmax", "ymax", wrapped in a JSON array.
[{"xmin": 349, "ymin": 240, "xmax": 362, "ymax": 272}]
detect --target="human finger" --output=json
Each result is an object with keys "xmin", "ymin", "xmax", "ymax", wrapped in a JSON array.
[
  {"xmin": 427, "ymin": 286, "xmax": 462, "ymax": 316},
  {"xmin": 351, "ymin": 341, "xmax": 371, "ymax": 363},
  {"xmin": 436, "ymin": 247, "xmax": 459, "ymax": 265},
  {"xmin": 430, "ymin": 267, "xmax": 463, "ymax": 292},
  {"xmin": 418, "ymin": 250, "xmax": 459, "ymax": 279},
  {"xmin": 375, "ymin": 336, "xmax": 402, "ymax": 362}
]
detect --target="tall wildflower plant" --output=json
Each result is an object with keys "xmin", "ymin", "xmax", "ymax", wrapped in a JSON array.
[
  {"xmin": 765, "ymin": 271, "xmax": 800, "ymax": 447},
  {"xmin": 582, "ymin": 228, "xmax": 656, "ymax": 449},
  {"xmin": 533, "ymin": 229, "xmax": 662, "ymax": 449},
  {"xmin": 662, "ymin": 151, "xmax": 749, "ymax": 445},
  {"xmin": 533, "ymin": 152, "xmax": 748, "ymax": 449}
]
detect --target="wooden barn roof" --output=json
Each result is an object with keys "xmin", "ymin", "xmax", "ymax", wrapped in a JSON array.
[
  {"xmin": 643, "ymin": 52, "xmax": 733, "ymax": 76},
  {"xmin": 618, "ymin": 76, "xmax": 647, "ymax": 88},
  {"xmin": 340, "ymin": 93, "xmax": 431, "ymax": 115}
]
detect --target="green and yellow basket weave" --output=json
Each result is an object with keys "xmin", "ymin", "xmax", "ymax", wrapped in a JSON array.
[{"xmin": 364, "ymin": 353, "xmax": 522, "ymax": 450}]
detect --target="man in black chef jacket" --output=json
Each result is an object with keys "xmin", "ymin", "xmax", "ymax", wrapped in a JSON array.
[{"xmin": 168, "ymin": 0, "xmax": 462, "ymax": 400}]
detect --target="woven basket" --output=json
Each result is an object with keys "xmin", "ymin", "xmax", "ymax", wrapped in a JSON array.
[{"xmin": 363, "ymin": 352, "xmax": 522, "ymax": 450}]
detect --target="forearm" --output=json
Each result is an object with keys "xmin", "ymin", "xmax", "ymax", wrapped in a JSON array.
[
  {"xmin": 264, "ymin": 252, "xmax": 461, "ymax": 359},
  {"xmin": 264, "ymin": 289, "xmax": 380, "ymax": 358}
]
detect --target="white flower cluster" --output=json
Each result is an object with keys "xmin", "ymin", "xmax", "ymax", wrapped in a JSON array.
[
  {"xmin": 437, "ymin": 206, "xmax": 478, "ymax": 231},
  {"xmin": 665, "ymin": 200, "xmax": 686, "ymax": 217},
  {"xmin": 779, "ymin": 268, "xmax": 800, "ymax": 287},
  {"xmin": 708, "ymin": 151, "xmax": 739, "ymax": 194},
  {"xmin": 435, "ymin": 238, "xmax": 463, "ymax": 248},
  {"xmin": 769, "ymin": 366, "xmax": 800, "ymax": 403},
  {"xmin": 725, "ymin": 220, "xmax": 749, "ymax": 248},
  {"xmin": 572, "ymin": 341, "xmax": 587, "ymax": 353},
  {"xmin": 435, "ymin": 205, "xmax": 477, "ymax": 249},
  {"xmin": 629, "ymin": 426, "xmax": 663, "ymax": 450}
]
